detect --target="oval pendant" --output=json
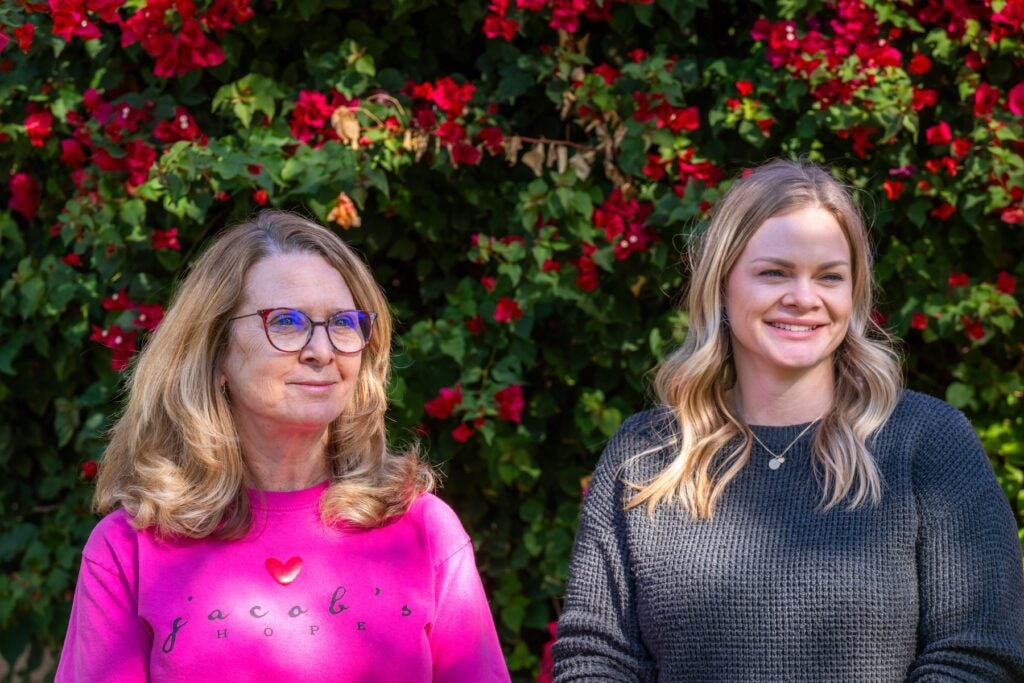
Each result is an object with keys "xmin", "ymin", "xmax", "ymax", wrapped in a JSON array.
[{"xmin": 768, "ymin": 458, "xmax": 783, "ymax": 470}]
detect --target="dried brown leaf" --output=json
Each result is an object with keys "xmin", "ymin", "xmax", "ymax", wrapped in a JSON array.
[
  {"xmin": 521, "ymin": 142, "xmax": 545, "ymax": 177},
  {"xmin": 331, "ymin": 108, "xmax": 360, "ymax": 149}
]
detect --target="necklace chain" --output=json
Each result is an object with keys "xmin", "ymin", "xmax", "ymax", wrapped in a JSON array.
[{"xmin": 750, "ymin": 419, "xmax": 819, "ymax": 470}]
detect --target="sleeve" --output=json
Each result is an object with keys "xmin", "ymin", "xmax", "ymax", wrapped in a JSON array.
[
  {"xmin": 551, "ymin": 414, "xmax": 660, "ymax": 682},
  {"xmin": 424, "ymin": 503, "xmax": 511, "ymax": 682},
  {"xmin": 55, "ymin": 514, "xmax": 151, "ymax": 683},
  {"xmin": 907, "ymin": 407, "xmax": 1024, "ymax": 682}
]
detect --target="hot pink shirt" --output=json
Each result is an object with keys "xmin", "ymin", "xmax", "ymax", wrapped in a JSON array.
[{"xmin": 56, "ymin": 485, "xmax": 510, "ymax": 682}]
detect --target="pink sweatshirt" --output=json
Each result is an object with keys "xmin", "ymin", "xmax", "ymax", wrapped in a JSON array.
[{"xmin": 56, "ymin": 484, "xmax": 510, "ymax": 682}]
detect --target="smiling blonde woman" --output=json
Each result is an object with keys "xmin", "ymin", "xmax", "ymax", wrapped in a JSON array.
[{"xmin": 553, "ymin": 160, "xmax": 1024, "ymax": 682}]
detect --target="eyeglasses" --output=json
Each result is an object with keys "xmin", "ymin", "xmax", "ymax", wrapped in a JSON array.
[{"xmin": 229, "ymin": 308, "xmax": 376, "ymax": 354}]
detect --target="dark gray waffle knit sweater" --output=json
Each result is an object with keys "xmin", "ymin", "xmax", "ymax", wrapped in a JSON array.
[{"xmin": 552, "ymin": 390, "xmax": 1024, "ymax": 682}]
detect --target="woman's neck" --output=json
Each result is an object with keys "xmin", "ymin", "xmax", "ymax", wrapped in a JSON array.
[
  {"xmin": 729, "ymin": 367, "xmax": 833, "ymax": 426},
  {"xmin": 235, "ymin": 419, "xmax": 330, "ymax": 491}
]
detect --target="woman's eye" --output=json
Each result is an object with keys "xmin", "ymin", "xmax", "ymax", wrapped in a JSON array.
[
  {"xmin": 759, "ymin": 269, "xmax": 784, "ymax": 277},
  {"xmin": 269, "ymin": 311, "xmax": 306, "ymax": 328},
  {"xmin": 820, "ymin": 273, "xmax": 844, "ymax": 282}
]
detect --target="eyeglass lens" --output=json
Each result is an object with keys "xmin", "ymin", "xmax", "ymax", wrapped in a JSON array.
[{"xmin": 264, "ymin": 308, "xmax": 372, "ymax": 353}]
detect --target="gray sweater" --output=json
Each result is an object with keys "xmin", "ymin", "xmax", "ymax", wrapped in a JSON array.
[{"xmin": 552, "ymin": 391, "xmax": 1024, "ymax": 682}]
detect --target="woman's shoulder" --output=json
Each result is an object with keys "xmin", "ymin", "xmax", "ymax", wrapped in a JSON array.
[
  {"xmin": 886, "ymin": 389, "xmax": 978, "ymax": 446},
  {"xmin": 404, "ymin": 492, "xmax": 472, "ymax": 563},
  {"xmin": 80, "ymin": 508, "xmax": 141, "ymax": 574}
]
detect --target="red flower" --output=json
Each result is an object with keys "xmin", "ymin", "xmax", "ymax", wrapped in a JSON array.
[
  {"xmin": 90, "ymin": 324, "xmax": 137, "ymax": 370},
  {"xmin": 835, "ymin": 125, "xmax": 875, "ymax": 158},
  {"xmin": 642, "ymin": 153, "xmax": 666, "ymax": 181},
  {"xmin": 477, "ymin": 126, "xmax": 504, "ymax": 155},
  {"xmin": 435, "ymin": 121, "xmax": 465, "ymax": 145},
  {"xmin": 450, "ymin": 142, "xmax": 482, "ymax": 166},
  {"xmin": 883, "ymin": 179, "xmax": 904, "ymax": 201},
  {"xmin": 123, "ymin": 139, "xmax": 156, "ymax": 187},
  {"xmin": 133, "ymin": 304, "xmax": 164, "ymax": 331},
  {"xmin": 13, "ymin": 23, "xmax": 35, "ymax": 53},
  {"xmin": 464, "ymin": 315, "xmax": 485, "ymax": 335},
  {"xmin": 995, "ymin": 271, "xmax": 1018, "ymax": 295},
  {"xmin": 1008, "ymin": 82, "xmax": 1024, "ymax": 116},
  {"xmin": 494, "ymin": 384, "xmax": 524, "ymax": 424},
  {"xmin": 910, "ymin": 312, "xmax": 928, "ymax": 330},
  {"xmin": 541, "ymin": 259, "xmax": 561, "ymax": 273},
  {"xmin": 482, "ymin": 13, "xmax": 519, "ymax": 40},
  {"xmin": 911, "ymin": 87, "xmax": 938, "ymax": 111},
  {"xmin": 425, "ymin": 384, "xmax": 463, "ymax": 419},
  {"xmin": 574, "ymin": 255, "xmax": 599, "ymax": 292},
  {"xmin": 592, "ymin": 64, "xmax": 620, "ymax": 85},
  {"xmin": 153, "ymin": 106, "xmax": 206, "ymax": 144},
  {"xmin": 451, "ymin": 423, "xmax": 474, "ymax": 443},
  {"xmin": 81, "ymin": 460, "xmax": 99, "ymax": 480},
  {"xmin": 102, "ymin": 288, "xmax": 136, "ymax": 311},
  {"xmin": 951, "ymin": 138, "xmax": 971, "ymax": 158},
  {"xmin": 25, "ymin": 106, "xmax": 54, "ymax": 147},
  {"xmin": 430, "ymin": 76, "xmax": 475, "ymax": 118},
  {"xmin": 948, "ymin": 272, "xmax": 969, "ymax": 287},
  {"xmin": 493, "ymin": 297, "xmax": 523, "ymax": 323},
  {"xmin": 924, "ymin": 121, "xmax": 952, "ymax": 145},
  {"xmin": 627, "ymin": 48, "xmax": 647, "ymax": 62},
  {"xmin": 907, "ymin": 53, "xmax": 931, "ymax": 75},
  {"xmin": 150, "ymin": 227, "xmax": 180, "ymax": 251},
  {"xmin": 62, "ymin": 253, "xmax": 83, "ymax": 268},
  {"xmin": 930, "ymin": 202, "xmax": 955, "ymax": 221},
  {"xmin": 735, "ymin": 80, "xmax": 754, "ymax": 97},
  {"xmin": 537, "ymin": 621, "xmax": 557, "ymax": 683},
  {"xmin": 961, "ymin": 316, "xmax": 985, "ymax": 341},
  {"xmin": 8, "ymin": 172, "xmax": 40, "ymax": 220},
  {"xmin": 51, "ymin": 1, "xmax": 103, "ymax": 42},
  {"xmin": 252, "ymin": 189, "xmax": 268, "ymax": 205},
  {"xmin": 974, "ymin": 83, "xmax": 1000, "ymax": 117},
  {"xmin": 289, "ymin": 90, "xmax": 337, "ymax": 144},
  {"xmin": 61, "ymin": 139, "xmax": 87, "ymax": 167},
  {"xmin": 480, "ymin": 276, "xmax": 496, "ymax": 293},
  {"xmin": 1001, "ymin": 206, "xmax": 1024, "ymax": 224}
]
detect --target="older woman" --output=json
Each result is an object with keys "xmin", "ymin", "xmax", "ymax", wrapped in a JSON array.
[
  {"xmin": 57, "ymin": 211, "xmax": 510, "ymax": 682},
  {"xmin": 553, "ymin": 160, "xmax": 1024, "ymax": 681}
]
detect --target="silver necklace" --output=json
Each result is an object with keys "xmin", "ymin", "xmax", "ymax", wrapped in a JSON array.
[{"xmin": 750, "ymin": 420, "xmax": 819, "ymax": 470}]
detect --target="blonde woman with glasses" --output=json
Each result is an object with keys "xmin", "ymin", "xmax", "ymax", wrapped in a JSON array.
[
  {"xmin": 553, "ymin": 160, "xmax": 1024, "ymax": 681},
  {"xmin": 57, "ymin": 211, "xmax": 509, "ymax": 682}
]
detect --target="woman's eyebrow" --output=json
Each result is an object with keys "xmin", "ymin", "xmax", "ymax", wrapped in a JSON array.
[{"xmin": 751, "ymin": 257, "xmax": 850, "ymax": 269}]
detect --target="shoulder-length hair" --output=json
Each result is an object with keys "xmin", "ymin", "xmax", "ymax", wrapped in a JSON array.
[
  {"xmin": 95, "ymin": 210, "xmax": 434, "ymax": 538},
  {"xmin": 628, "ymin": 159, "xmax": 902, "ymax": 518}
]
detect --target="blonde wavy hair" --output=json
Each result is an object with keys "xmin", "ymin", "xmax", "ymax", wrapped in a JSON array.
[
  {"xmin": 95, "ymin": 210, "xmax": 434, "ymax": 538},
  {"xmin": 628, "ymin": 160, "xmax": 902, "ymax": 518}
]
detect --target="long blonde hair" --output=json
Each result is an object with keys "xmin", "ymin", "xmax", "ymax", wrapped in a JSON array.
[
  {"xmin": 95, "ymin": 210, "xmax": 434, "ymax": 537},
  {"xmin": 628, "ymin": 160, "xmax": 901, "ymax": 518}
]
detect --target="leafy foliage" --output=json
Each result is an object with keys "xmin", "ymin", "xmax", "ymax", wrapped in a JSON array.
[{"xmin": 1, "ymin": 0, "xmax": 1022, "ymax": 679}]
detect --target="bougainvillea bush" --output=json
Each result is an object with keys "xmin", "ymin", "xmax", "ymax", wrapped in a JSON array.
[{"xmin": 1, "ymin": 0, "xmax": 1022, "ymax": 678}]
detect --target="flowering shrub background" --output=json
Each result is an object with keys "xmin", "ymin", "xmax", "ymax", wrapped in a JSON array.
[{"xmin": 1, "ymin": 0, "xmax": 1023, "ymax": 678}]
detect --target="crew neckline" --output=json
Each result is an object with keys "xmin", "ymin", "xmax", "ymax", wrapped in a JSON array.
[{"xmin": 247, "ymin": 480, "xmax": 329, "ymax": 511}]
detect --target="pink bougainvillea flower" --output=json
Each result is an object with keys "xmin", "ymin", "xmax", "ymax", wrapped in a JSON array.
[
  {"xmin": 573, "ymin": 255, "xmax": 599, "ymax": 292},
  {"xmin": 133, "ymin": 303, "xmax": 164, "ymax": 331},
  {"xmin": 90, "ymin": 324, "xmax": 137, "ymax": 370},
  {"xmin": 13, "ymin": 23, "xmax": 35, "ymax": 52},
  {"xmin": 1008, "ymin": 82, "xmax": 1024, "ymax": 116},
  {"xmin": 252, "ymin": 189, "xmax": 268, "ymax": 205},
  {"xmin": 430, "ymin": 76, "xmax": 475, "ymax": 118},
  {"xmin": 541, "ymin": 259, "xmax": 561, "ymax": 272},
  {"xmin": 951, "ymin": 138, "xmax": 971, "ymax": 158},
  {"xmin": 480, "ymin": 276, "xmax": 496, "ymax": 293},
  {"xmin": 25, "ymin": 106, "xmax": 54, "ymax": 147},
  {"xmin": 8, "ymin": 172, "xmax": 40, "ymax": 220},
  {"xmin": 202, "ymin": 0, "xmax": 255, "ymax": 34},
  {"xmin": 81, "ymin": 460, "xmax": 99, "ymax": 480},
  {"xmin": 910, "ymin": 312, "xmax": 928, "ymax": 331},
  {"xmin": 450, "ymin": 142, "xmax": 482, "ymax": 166},
  {"xmin": 735, "ymin": 80, "xmax": 754, "ymax": 97},
  {"xmin": 464, "ymin": 315, "xmax": 485, "ymax": 335},
  {"xmin": 883, "ymin": 179, "xmax": 904, "ymax": 201},
  {"xmin": 493, "ymin": 297, "xmax": 523, "ymax": 323},
  {"xmin": 151, "ymin": 227, "xmax": 181, "ymax": 251},
  {"xmin": 123, "ymin": 139, "xmax": 156, "ymax": 186},
  {"xmin": 494, "ymin": 384, "xmax": 524, "ymax": 423},
  {"xmin": 101, "ymin": 288, "xmax": 136, "ymax": 311},
  {"xmin": 930, "ymin": 202, "xmax": 955, "ymax": 221},
  {"xmin": 995, "ymin": 271, "xmax": 1018, "ymax": 295},
  {"xmin": 1001, "ymin": 206, "xmax": 1024, "ymax": 224},
  {"xmin": 435, "ymin": 120, "xmax": 466, "ymax": 145},
  {"xmin": 911, "ymin": 87, "xmax": 938, "ymax": 111},
  {"xmin": 289, "ymin": 90, "xmax": 336, "ymax": 143},
  {"xmin": 451, "ymin": 423, "xmax": 474, "ymax": 443},
  {"xmin": 153, "ymin": 106, "xmax": 206, "ymax": 144},
  {"xmin": 537, "ymin": 621, "xmax": 557, "ymax": 683},
  {"xmin": 50, "ymin": 0, "xmax": 103, "ymax": 42},
  {"xmin": 483, "ymin": 13, "xmax": 519, "ymax": 40},
  {"xmin": 907, "ymin": 53, "xmax": 931, "ymax": 75},
  {"xmin": 477, "ymin": 126, "xmax": 504, "ymax": 155},
  {"xmin": 924, "ymin": 121, "xmax": 952, "ymax": 146},
  {"xmin": 425, "ymin": 384, "xmax": 463, "ymax": 419},
  {"xmin": 60, "ymin": 139, "xmax": 87, "ymax": 167},
  {"xmin": 62, "ymin": 253, "xmax": 83, "ymax": 267},
  {"xmin": 948, "ymin": 272, "xmax": 969, "ymax": 287},
  {"xmin": 961, "ymin": 316, "xmax": 985, "ymax": 341},
  {"xmin": 591, "ymin": 63, "xmax": 620, "ymax": 85}
]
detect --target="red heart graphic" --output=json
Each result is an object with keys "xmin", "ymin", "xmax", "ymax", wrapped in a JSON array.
[{"xmin": 265, "ymin": 556, "xmax": 303, "ymax": 585}]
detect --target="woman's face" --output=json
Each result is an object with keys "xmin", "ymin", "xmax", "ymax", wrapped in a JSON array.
[
  {"xmin": 220, "ymin": 252, "xmax": 363, "ymax": 438},
  {"xmin": 723, "ymin": 205, "xmax": 853, "ymax": 386}
]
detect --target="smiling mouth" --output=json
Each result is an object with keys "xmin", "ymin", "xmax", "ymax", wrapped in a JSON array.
[{"xmin": 767, "ymin": 322, "xmax": 823, "ymax": 332}]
